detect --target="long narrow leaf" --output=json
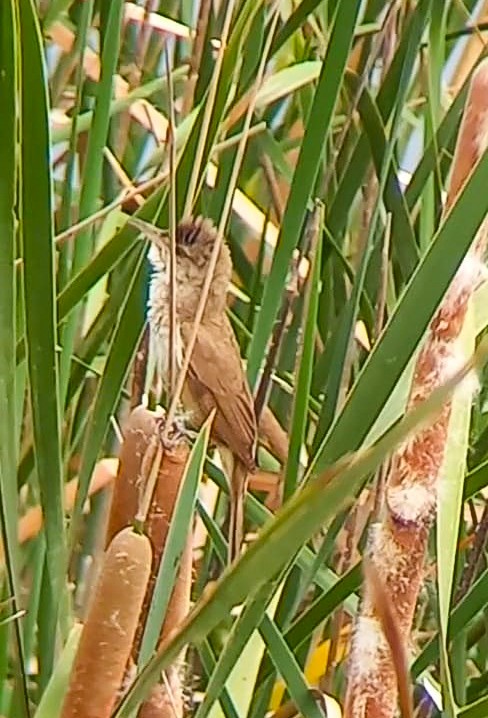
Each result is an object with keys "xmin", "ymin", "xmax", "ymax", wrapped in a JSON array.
[
  {"xmin": 246, "ymin": 0, "xmax": 362, "ymax": 385},
  {"xmin": 19, "ymin": 0, "xmax": 66, "ymax": 640},
  {"xmin": 139, "ymin": 413, "xmax": 214, "ymax": 665}
]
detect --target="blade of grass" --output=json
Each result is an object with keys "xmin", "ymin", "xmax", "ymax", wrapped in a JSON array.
[
  {"xmin": 437, "ymin": 306, "xmax": 475, "ymax": 715},
  {"xmin": 69, "ymin": 247, "xmax": 147, "ymax": 545},
  {"xmin": 56, "ymin": 221, "xmax": 143, "ymax": 324},
  {"xmin": 309, "ymin": 148, "xmax": 488, "ymax": 477},
  {"xmin": 42, "ymin": 0, "xmax": 75, "ymax": 30},
  {"xmin": 15, "ymin": 210, "xmax": 139, "ymax": 367},
  {"xmin": 418, "ymin": 1, "xmax": 446, "ymax": 254},
  {"xmin": 138, "ymin": 415, "xmax": 214, "ymax": 665},
  {"xmin": 51, "ymin": 70, "xmax": 189, "ymax": 145},
  {"xmin": 0, "ymin": 2, "xmax": 29, "ymax": 715},
  {"xmin": 283, "ymin": 206, "xmax": 322, "ymax": 498},
  {"xmin": 246, "ymin": 0, "xmax": 362, "ymax": 386},
  {"xmin": 200, "ymin": 580, "xmax": 285, "ymax": 718},
  {"xmin": 315, "ymin": 16, "xmax": 430, "ymax": 450},
  {"xmin": 59, "ymin": 0, "xmax": 125, "ymax": 447},
  {"xmin": 257, "ymin": 563, "xmax": 361, "ymax": 685},
  {"xmin": 176, "ymin": 0, "xmax": 264, "ymax": 217},
  {"xmin": 260, "ymin": 614, "xmax": 325, "ymax": 718},
  {"xmin": 64, "ymin": 282, "xmax": 135, "ymax": 405},
  {"xmin": 270, "ymin": 0, "xmax": 326, "ymax": 55},
  {"xmin": 412, "ymin": 566, "xmax": 488, "ymax": 677},
  {"xmin": 405, "ymin": 78, "xmax": 468, "ymax": 212},
  {"xmin": 327, "ymin": 0, "xmax": 432, "ymax": 243},
  {"xmin": 33, "ymin": 623, "xmax": 82, "ymax": 718},
  {"xmin": 205, "ymin": 463, "xmax": 357, "ymax": 603},
  {"xmin": 196, "ymin": 498, "xmax": 228, "ymax": 568},
  {"xmin": 199, "ymin": 641, "xmax": 240, "ymax": 718},
  {"xmin": 57, "ymin": 0, "xmax": 95, "ymax": 405},
  {"xmin": 349, "ymin": 70, "xmax": 418, "ymax": 275},
  {"xmin": 18, "ymin": 0, "xmax": 66, "ymax": 682},
  {"xmin": 75, "ymin": 0, "xmax": 125, "ymax": 244},
  {"xmin": 458, "ymin": 695, "xmax": 488, "ymax": 718}
]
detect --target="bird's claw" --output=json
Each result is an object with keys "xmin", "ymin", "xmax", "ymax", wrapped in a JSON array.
[{"xmin": 154, "ymin": 409, "xmax": 193, "ymax": 450}]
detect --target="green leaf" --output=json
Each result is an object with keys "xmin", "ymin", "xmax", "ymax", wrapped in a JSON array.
[
  {"xmin": 310, "ymin": 148, "xmax": 488, "ymax": 476},
  {"xmin": 260, "ymin": 615, "xmax": 325, "ymax": 718},
  {"xmin": 19, "ymin": 0, "xmax": 66, "ymax": 663},
  {"xmin": 59, "ymin": 0, "xmax": 125, "ymax": 435},
  {"xmin": 70, "ymin": 248, "xmax": 146, "ymax": 539},
  {"xmin": 246, "ymin": 0, "xmax": 362, "ymax": 385},
  {"xmin": 200, "ymin": 581, "xmax": 285, "ymax": 718},
  {"xmin": 34, "ymin": 623, "xmax": 82, "ymax": 718},
  {"xmin": 413, "ymin": 567, "xmax": 488, "ymax": 676},
  {"xmin": 255, "ymin": 61, "xmax": 321, "ymax": 109},
  {"xmin": 458, "ymin": 695, "xmax": 488, "ymax": 718},
  {"xmin": 138, "ymin": 414, "xmax": 214, "ymax": 666},
  {"xmin": 0, "ymin": 2, "xmax": 29, "ymax": 714},
  {"xmin": 257, "ymin": 563, "xmax": 360, "ymax": 685},
  {"xmin": 326, "ymin": 0, "xmax": 432, "ymax": 242},
  {"xmin": 437, "ymin": 304, "xmax": 475, "ymax": 715},
  {"xmin": 284, "ymin": 207, "xmax": 322, "ymax": 499}
]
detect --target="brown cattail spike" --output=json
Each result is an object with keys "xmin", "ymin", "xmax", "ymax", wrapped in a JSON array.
[
  {"xmin": 61, "ymin": 527, "xmax": 152, "ymax": 718},
  {"xmin": 344, "ymin": 57, "xmax": 488, "ymax": 718}
]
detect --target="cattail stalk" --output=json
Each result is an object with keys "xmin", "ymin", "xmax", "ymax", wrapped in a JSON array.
[{"xmin": 344, "ymin": 59, "xmax": 488, "ymax": 718}]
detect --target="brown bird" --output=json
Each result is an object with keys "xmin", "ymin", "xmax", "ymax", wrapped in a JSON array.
[{"xmin": 131, "ymin": 215, "xmax": 258, "ymax": 562}]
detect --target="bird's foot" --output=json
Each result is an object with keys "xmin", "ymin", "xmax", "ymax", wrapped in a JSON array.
[{"xmin": 154, "ymin": 408, "xmax": 193, "ymax": 450}]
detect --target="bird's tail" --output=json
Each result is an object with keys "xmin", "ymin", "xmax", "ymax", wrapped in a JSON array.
[{"xmin": 228, "ymin": 459, "xmax": 249, "ymax": 564}]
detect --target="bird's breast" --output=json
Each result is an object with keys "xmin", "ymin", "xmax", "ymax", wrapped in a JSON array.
[{"xmin": 147, "ymin": 271, "xmax": 184, "ymax": 384}]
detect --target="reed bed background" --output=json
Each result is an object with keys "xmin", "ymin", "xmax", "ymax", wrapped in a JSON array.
[{"xmin": 2, "ymin": 1, "xmax": 488, "ymax": 717}]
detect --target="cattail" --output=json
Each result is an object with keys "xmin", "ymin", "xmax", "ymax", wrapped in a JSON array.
[
  {"xmin": 344, "ymin": 58, "xmax": 488, "ymax": 718},
  {"xmin": 132, "ymin": 441, "xmax": 191, "ymax": 659},
  {"xmin": 132, "ymin": 418, "xmax": 192, "ymax": 718},
  {"xmin": 105, "ymin": 406, "xmax": 158, "ymax": 546},
  {"xmin": 105, "ymin": 406, "xmax": 192, "ymax": 718},
  {"xmin": 61, "ymin": 527, "xmax": 152, "ymax": 718},
  {"xmin": 137, "ymin": 534, "xmax": 192, "ymax": 718}
]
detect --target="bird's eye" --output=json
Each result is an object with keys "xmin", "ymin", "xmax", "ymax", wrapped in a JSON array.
[{"xmin": 177, "ymin": 223, "xmax": 199, "ymax": 246}]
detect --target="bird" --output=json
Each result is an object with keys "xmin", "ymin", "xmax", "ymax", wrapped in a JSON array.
[{"xmin": 130, "ymin": 214, "xmax": 258, "ymax": 562}]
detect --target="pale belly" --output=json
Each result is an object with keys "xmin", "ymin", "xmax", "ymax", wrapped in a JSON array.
[
  {"xmin": 149, "ymin": 320, "xmax": 184, "ymax": 386},
  {"xmin": 147, "ymin": 265, "xmax": 184, "ymax": 385},
  {"xmin": 147, "ymin": 260, "xmax": 204, "ymax": 428}
]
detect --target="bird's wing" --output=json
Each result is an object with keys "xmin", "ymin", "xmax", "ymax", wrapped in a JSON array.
[{"xmin": 181, "ymin": 318, "xmax": 257, "ymax": 470}]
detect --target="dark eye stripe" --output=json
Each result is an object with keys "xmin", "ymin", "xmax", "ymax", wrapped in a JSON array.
[
  {"xmin": 187, "ymin": 226, "xmax": 199, "ymax": 244},
  {"xmin": 178, "ymin": 223, "xmax": 200, "ymax": 246}
]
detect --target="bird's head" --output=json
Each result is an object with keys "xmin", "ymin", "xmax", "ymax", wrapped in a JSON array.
[
  {"xmin": 129, "ymin": 215, "xmax": 233, "ymax": 313},
  {"xmin": 129, "ymin": 215, "xmax": 229, "ymax": 270}
]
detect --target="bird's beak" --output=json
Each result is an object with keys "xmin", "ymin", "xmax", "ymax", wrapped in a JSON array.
[{"xmin": 127, "ymin": 216, "xmax": 169, "ymax": 249}]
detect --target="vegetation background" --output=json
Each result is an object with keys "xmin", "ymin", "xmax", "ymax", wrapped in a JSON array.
[{"xmin": 2, "ymin": 0, "xmax": 488, "ymax": 717}]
